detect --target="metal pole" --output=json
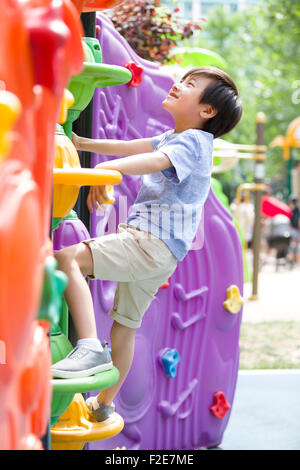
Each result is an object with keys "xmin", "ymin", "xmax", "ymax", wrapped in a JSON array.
[
  {"xmin": 286, "ymin": 148, "xmax": 293, "ymax": 201},
  {"xmin": 250, "ymin": 112, "xmax": 266, "ymax": 300},
  {"xmin": 72, "ymin": 12, "xmax": 96, "ymax": 231}
]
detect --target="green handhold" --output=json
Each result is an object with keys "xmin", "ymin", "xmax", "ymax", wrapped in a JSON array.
[
  {"xmin": 50, "ymin": 332, "xmax": 74, "ymax": 425},
  {"xmin": 66, "ymin": 37, "xmax": 131, "ymax": 123},
  {"xmin": 38, "ymin": 256, "xmax": 68, "ymax": 328},
  {"xmin": 83, "ymin": 37, "xmax": 102, "ymax": 63},
  {"xmin": 64, "ymin": 209, "xmax": 79, "ymax": 220},
  {"xmin": 52, "ymin": 218, "xmax": 62, "ymax": 232},
  {"xmin": 55, "ymin": 123, "xmax": 65, "ymax": 135}
]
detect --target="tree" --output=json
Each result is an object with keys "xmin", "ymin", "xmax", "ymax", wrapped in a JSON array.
[
  {"xmin": 106, "ymin": 0, "xmax": 202, "ymax": 63},
  {"xmin": 183, "ymin": 1, "xmax": 300, "ymax": 198}
]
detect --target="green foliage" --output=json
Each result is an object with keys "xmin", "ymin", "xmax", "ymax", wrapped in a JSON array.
[{"xmin": 183, "ymin": 0, "xmax": 300, "ymax": 198}]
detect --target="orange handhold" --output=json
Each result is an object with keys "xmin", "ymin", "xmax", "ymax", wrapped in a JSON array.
[
  {"xmin": 51, "ymin": 393, "xmax": 124, "ymax": 450},
  {"xmin": 21, "ymin": 322, "xmax": 52, "ymax": 438},
  {"xmin": 0, "ymin": 160, "xmax": 43, "ymax": 382},
  {"xmin": 0, "ymin": 0, "xmax": 85, "ymax": 450}
]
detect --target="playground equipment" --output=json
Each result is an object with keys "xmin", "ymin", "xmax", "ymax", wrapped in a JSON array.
[
  {"xmin": 0, "ymin": 0, "xmax": 84, "ymax": 449},
  {"xmin": 270, "ymin": 116, "xmax": 300, "ymax": 201},
  {"xmin": 72, "ymin": 12, "xmax": 245, "ymax": 450},
  {"xmin": 1, "ymin": 1, "xmax": 246, "ymax": 451},
  {"xmin": 0, "ymin": 0, "xmax": 132, "ymax": 450}
]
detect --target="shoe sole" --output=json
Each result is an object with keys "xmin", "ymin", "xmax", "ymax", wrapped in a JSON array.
[
  {"xmin": 86, "ymin": 398, "xmax": 116, "ymax": 423},
  {"xmin": 89, "ymin": 411, "xmax": 115, "ymax": 423},
  {"xmin": 51, "ymin": 361, "xmax": 113, "ymax": 379}
]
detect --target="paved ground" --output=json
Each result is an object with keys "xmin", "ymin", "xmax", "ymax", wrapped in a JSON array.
[
  {"xmin": 219, "ymin": 255, "xmax": 300, "ymax": 450},
  {"xmin": 221, "ymin": 369, "xmax": 300, "ymax": 450},
  {"xmin": 242, "ymin": 255, "xmax": 300, "ymax": 323}
]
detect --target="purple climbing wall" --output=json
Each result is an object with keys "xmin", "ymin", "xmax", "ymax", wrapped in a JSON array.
[{"xmin": 82, "ymin": 13, "xmax": 244, "ymax": 450}]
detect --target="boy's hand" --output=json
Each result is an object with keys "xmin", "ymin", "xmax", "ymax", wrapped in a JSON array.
[
  {"xmin": 72, "ymin": 132, "xmax": 81, "ymax": 150},
  {"xmin": 86, "ymin": 185, "xmax": 111, "ymax": 213}
]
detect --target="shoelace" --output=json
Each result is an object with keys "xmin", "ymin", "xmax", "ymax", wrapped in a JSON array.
[{"xmin": 68, "ymin": 347, "xmax": 88, "ymax": 361}]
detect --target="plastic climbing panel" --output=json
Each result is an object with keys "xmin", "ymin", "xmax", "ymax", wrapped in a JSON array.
[{"xmin": 85, "ymin": 13, "xmax": 244, "ymax": 450}]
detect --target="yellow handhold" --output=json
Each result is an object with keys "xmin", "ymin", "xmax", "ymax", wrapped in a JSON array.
[
  {"xmin": 100, "ymin": 185, "xmax": 115, "ymax": 205},
  {"xmin": 51, "ymin": 393, "xmax": 124, "ymax": 450},
  {"xmin": 53, "ymin": 132, "xmax": 81, "ymax": 218},
  {"xmin": 58, "ymin": 89, "xmax": 74, "ymax": 125},
  {"xmin": 223, "ymin": 285, "xmax": 244, "ymax": 314},
  {"xmin": 0, "ymin": 90, "xmax": 22, "ymax": 162}
]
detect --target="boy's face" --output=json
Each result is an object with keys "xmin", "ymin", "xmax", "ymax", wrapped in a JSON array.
[{"xmin": 162, "ymin": 74, "xmax": 215, "ymax": 127}]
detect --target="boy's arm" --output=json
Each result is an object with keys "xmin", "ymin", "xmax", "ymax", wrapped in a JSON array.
[
  {"xmin": 73, "ymin": 133, "xmax": 154, "ymax": 156},
  {"xmin": 86, "ymin": 151, "xmax": 172, "ymax": 212},
  {"xmin": 95, "ymin": 151, "xmax": 172, "ymax": 175}
]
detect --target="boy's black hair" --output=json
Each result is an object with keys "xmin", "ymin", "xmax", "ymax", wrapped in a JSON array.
[{"xmin": 181, "ymin": 66, "xmax": 243, "ymax": 138}]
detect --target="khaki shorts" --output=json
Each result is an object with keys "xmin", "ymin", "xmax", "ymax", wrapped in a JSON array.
[{"xmin": 83, "ymin": 223, "xmax": 177, "ymax": 329}]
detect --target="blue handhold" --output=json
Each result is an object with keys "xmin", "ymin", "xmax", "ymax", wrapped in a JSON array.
[{"xmin": 161, "ymin": 349, "xmax": 180, "ymax": 378}]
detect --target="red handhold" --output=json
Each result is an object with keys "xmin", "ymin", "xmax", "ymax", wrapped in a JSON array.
[
  {"xmin": 210, "ymin": 391, "xmax": 231, "ymax": 419},
  {"xmin": 124, "ymin": 62, "xmax": 143, "ymax": 87},
  {"xmin": 160, "ymin": 278, "xmax": 170, "ymax": 289}
]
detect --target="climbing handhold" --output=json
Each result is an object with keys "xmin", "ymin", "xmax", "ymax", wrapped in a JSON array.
[
  {"xmin": 100, "ymin": 185, "xmax": 115, "ymax": 205},
  {"xmin": 160, "ymin": 278, "xmax": 170, "ymax": 289},
  {"xmin": 0, "ymin": 90, "xmax": 21, "ymax": 162},
  {"xmin": 210, "ymin": 391, "xmax": 231, "ymax": 419},
  {"xmin": 38, "ymin": 256, "xmax": 68, "ymax": 328},
  {"xmin": 124, "ymin": 62, "xmax": 143, "ymax": 87},
  {"xmin": 223, "ymin": 285, "xmax": 244, "ymax": 314},
  {"xmin": 160, "ymin": 349, "xmax": 180, "ymax": 378},
  {"xmin": 58, "ymin": 89, "xmax": 74, "ymax": 125}
]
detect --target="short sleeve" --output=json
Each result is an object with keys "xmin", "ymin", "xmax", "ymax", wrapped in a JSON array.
[
  {"xmin": 160, "ymin": 132, "xmax": 200, "ymax": 184},
  {"xmin": 152, "ymin": 134, "xmax": 163, "ymax": 150},
  {"xmin": 152, "ymin": 131, "xmax": 172, "ymax": 151}
]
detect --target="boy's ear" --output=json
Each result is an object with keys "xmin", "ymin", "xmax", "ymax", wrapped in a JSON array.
[{"xmin": 199, "ymin": 103, "xmax": 218, "ymax": 119}]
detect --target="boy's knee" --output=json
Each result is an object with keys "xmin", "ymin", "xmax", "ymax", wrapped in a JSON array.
[
  {"xmin": 55, "ymin": 248, "xmax": 72, "ymax": 270},
  {"xmin": 55, "ymin": 243, "xmax": 94, "ymax": 276}
]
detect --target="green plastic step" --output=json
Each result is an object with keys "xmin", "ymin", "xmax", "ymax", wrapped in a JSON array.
[{"xmin": 51, "ymin": 366, "xmax": 120, "ymax": 394}]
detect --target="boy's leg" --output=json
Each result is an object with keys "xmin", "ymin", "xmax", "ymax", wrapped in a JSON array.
[
  {"xmin": 55, "ymin": 242, "xmax": 97, "ymax": 339},
  {"xmin": 52, "ymin": 243, "xmax": 113, "ymax": 379},
  {"xmin": 97, "ymin": 321, "xmax": 136, "ymax": 406},
  {"xmin": 86, "ymin": 320, "xmax": 136, "ymax": 422}
]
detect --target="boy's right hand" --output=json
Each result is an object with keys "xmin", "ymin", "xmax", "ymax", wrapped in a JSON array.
[
  {"xmin": 72, "ymin": 132, "xmax": 81, "ymax": 150},
  {"xmin": 86, "ymin": 185, "xmax": 111, "ymax": 213}
]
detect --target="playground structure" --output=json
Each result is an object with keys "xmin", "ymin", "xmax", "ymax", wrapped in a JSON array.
[
  {"xmin": 0, "ymin": 0, "xmax": 245, "ymax": 450},
  {"xmin": 270, "ymin": 117, "xmax": 300, "ymax": 202}
]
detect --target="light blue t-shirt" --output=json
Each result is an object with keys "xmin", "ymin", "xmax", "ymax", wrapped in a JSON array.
[{"xmin": 126, "ymin": 128, "xmax": 213, "ymax": 261}]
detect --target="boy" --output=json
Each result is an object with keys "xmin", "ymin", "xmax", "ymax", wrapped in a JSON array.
[{"xmin": 52, "ymin": 66, "xmax": 243, "ymax": 422}]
